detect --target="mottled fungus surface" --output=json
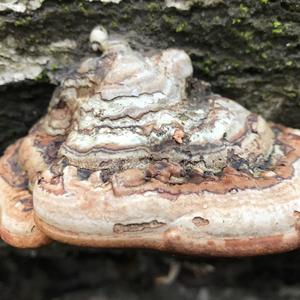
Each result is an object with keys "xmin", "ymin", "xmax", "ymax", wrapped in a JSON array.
[{"xmin": 1, "ymin": 27, "xmax": 300, "ymax": 255}]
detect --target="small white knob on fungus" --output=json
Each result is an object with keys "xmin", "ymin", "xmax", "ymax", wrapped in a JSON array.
[{"xmin": 89, "ymin": 25, "xmax": 108, "ymax": 52}]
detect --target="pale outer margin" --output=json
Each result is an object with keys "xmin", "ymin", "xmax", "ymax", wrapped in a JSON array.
[{"xmin": 33, "ymin": 144, "xmax": 300, "ymax": 256}]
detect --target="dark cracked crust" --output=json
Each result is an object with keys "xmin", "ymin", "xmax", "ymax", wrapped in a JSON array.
[{"xmin": 47, "ymin": 125, "xmax": 297, "ymax": 198}]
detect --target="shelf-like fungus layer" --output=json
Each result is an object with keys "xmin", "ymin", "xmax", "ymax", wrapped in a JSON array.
[{"xmin": 1, "ymin": 28, "xmax": 300, "ymax": 255}]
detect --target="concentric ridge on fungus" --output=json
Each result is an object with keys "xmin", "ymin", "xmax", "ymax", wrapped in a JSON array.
[{"xmin": 1, "ymin": 27, "xmax": 300, "ymax": 256}]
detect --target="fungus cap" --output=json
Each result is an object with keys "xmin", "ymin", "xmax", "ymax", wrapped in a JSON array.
[{"xmin": 1, "ymin": 28, "xmax": 300, "ymax": 256}]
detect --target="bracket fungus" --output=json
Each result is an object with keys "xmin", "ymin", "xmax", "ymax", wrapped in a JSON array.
[{"xmin": 1, "ymin": 27, "xmax": 300, "ymax": 256}]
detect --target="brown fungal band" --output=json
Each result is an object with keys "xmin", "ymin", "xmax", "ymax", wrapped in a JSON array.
[{"xmin": 1, "ymin": 28, "xmax": 300, "ymax": 256}]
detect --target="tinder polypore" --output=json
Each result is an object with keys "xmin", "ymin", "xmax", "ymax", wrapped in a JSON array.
[{"xmin": 0, "ymin": 28, "xmax": 300, "ymax": 256}]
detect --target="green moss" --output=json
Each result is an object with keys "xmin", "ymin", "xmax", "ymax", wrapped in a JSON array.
[
  {"xmin": 259, "ymin": 0, "xmax": 269, "ymax": 4},
  {"xmin": 272, "ymin": 20, "xmax": 284, "ymax": 34},
  {"xmin": 175, "ymin": 21, "xmax": 188, "ymax": 33},
  {"xmin": 162, "ymin": 14, "xmax": 188, "ymax": 33},
  {"xmin": 147, "ymin": 2, "xmax": 160, "ymax": 11},
  {"xmin": 14, "ymin": 17, "xmax": 32, "ymax": 27},
  {"xmin": 232, "ymin": 18, "xmax": 241, "ymax": 25},
  {"xmin": 261, "ymin": 52, "xmax": 268, "ymax": 59},
  {"xmin": 50, "ymin": 63, "xmax": 58, "ymax": 71},
  {"xmin": 273, "ymin": 21, "xmax": 282, "ymax": 28},
  {"xmin": 283, "ymin": 84, "xmax": 297, "ymax": 98},
  {"xmin": 272, "ymin": 28, "xmax": 283, "ymax": 34},
  {"xmin": 25, "ymin": 34, "xmax": 40, "ymax": 45},
  {"xmin": 61, "ymin": 3, "xmax": 70, "ymax": 13},
  {"xmin": 162, "ymin": 14, "xmax": 177, "ymax": 27},
  {"xmin": 34, "ymin": 71, "xmax": 49, "ymax": 82},
  {"xmin": 240, "ymin": 31, "xmax": 253, "ymax": 41},
  {"xmin": 224, "ymin": 76, "xmax": 237, "ymax": 88},
  {"xmin": 239, "ymin": 4, "xmax": 249, "ymax": 14},
  {"xmin": 111, "ymin": 20, "xmax": 118, "ymax": 29},
  {"xmin": 197, "ymin": 57, "xmax": 216, "ymax": 76},
  {"xmin": 78, "ymin": 2, "xmax": 93, "ymax": 16}
]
